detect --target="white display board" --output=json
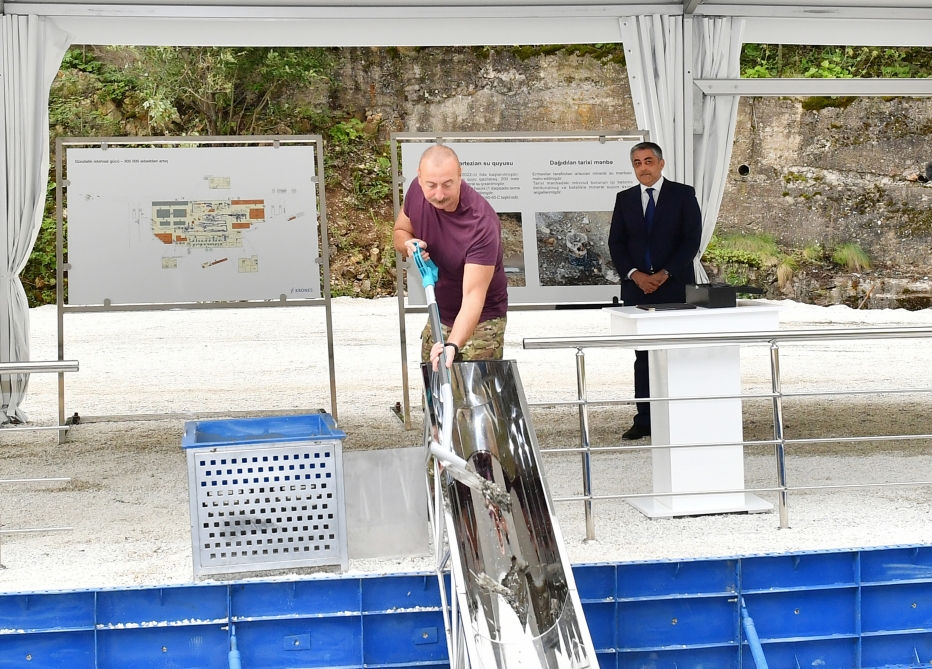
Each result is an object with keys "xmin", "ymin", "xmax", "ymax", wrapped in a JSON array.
[
  {"xmin": 400, "ymin": 138, "xmax": 641, "ymax": 305},
  {"xmin": 66, "ymin": 144, "xmax": 321, "ymax": 305}
]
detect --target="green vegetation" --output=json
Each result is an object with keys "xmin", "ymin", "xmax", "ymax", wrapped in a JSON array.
[
  {"xmin": 702, "ymin": 233, "xmax": 779, "ymax": 287},
  {"xmin": 326, "ymin": 118, "xmax": 394, "ymax": 210},
  {"xmin": 713, "ymin": 232, "xmax": 781, "ymax": 263},
  {"xmin": 50, "ymin": 46, "xmax": 335, "ymax": 138},
  {"xmin": 703, "ymin": 234, "xmax": 880, "ymax": 296},
  {"xmin": 741, "ymin": 44, "xmax": 932, "ymax": 79},
  {"xmin": 329, "ymin": 118, "xmax": 366, "ymax": 144},
  {"xmin": 132, "ymin": 46, "xmax": 335, "ymax": 135},
  {"xmin": 706, "ymin": 234, "xmax": 875, "ymax": 278},
  {"xmin": 801, "ymin": 96, "xmax": 857, "ymax": 111},
  {"xmin": 741, "ymin": 45, "xmax": 932, "ymax": 114},
  {"xmin": 702, "ymin": 235, "xmax": 766, "ymax": 269},
  {"xmin": 703, "ymin": 233, "xmax": 807, "ymax": 290},
  {"xmin": 775, "ymin": 256, "xmax": 798, "ymax": 289},
  {"xmin": 321, "ymin": 115, "xmax": 396, "ymax": 296},
  {"xmin": 802, "ymin": 242, "xmax": 825, "ymax": 262},
  {"xmin": 20, "ymin": 182, "xmax": 60, "ymax": 307},
  {"xmin": 832, "ymin": 243, "xmax": 872, "ymax": 272}
]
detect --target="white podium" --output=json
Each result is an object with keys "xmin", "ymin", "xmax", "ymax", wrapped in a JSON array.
[{"xmin": 606, "ymin": 303, "xmax": 780, "ymax": 518}]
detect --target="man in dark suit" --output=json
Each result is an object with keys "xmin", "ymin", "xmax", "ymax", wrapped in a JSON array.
[{"xmin": 608, "ymin": 141, "xmax": 702, "ymax": 440}]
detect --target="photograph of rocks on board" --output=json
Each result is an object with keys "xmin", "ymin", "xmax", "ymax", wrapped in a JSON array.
[
  {"xmin": 535, "ymin": 211, "xmax": 619, "ymax": 287},
  {"xmin": 499, "ymin": 212, "xmax": 526, "ymax": 287}
]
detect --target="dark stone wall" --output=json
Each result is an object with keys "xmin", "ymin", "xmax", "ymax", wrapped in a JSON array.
[
  {"xmin": 332, "ymin": 47, "xmax": 635, "ymax": 134},
  {"xmin": 723, "ymin": 96, "xmax": 932, "ymax": 268}
]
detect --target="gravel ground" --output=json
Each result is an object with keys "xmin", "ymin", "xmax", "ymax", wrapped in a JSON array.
[{"xmin": 1, "ymin": 298, "xmax": 932, "ymax": 592}]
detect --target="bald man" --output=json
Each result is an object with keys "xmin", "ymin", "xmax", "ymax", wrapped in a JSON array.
[{"xmin": 393, "ymin": 145, "xmax": 508, "ymax": 370}]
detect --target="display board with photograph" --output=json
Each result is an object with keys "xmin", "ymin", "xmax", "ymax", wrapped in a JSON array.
[
  {"xmin": 66, "ymin": 143, "xmax": 321, "ymax": 305},
  {"xmin": 397, "ymin": 133, "xmax": 645, "ymax": 306}
]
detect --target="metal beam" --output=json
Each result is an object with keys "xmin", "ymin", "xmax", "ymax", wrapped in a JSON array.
[
  {"xmin": 698, "ymin": 4, "xmax": 932, "ymax": 20},
  {"xmin": 45, "ymin": 13, "xmax": 633, "ymax": 47},
  {"xmin": 683, "ymin": 0, "xmax": 702, "ymax": 15},
  {"xmin": 5, "ymin": 2, "xmax": 681, "ymax": 18},
  {"xmin": 694, "ymin": 78, "xmax": 932, "ymax": 97},
  {"xmin": 741, "ymin": 16, "xmax": 932, "ymax": 46},
  {"xmin": 0, "ymin": 360, "xmax": 79, "ymax": 374},
  {"xmin": 12, "ymin": 1, "xmax": 932, "ymax": 21}
]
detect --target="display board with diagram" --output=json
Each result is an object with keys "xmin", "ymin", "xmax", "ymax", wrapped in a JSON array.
[
  {"xmin": 65, "ymin": 141, "xmax": 322, "ymax": 305},
  {"xmin": 56, "ymin": 136, "xmax": 337, "ymax": 420}
]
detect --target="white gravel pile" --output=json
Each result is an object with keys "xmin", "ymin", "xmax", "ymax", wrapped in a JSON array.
[{"xmin": 1, "ymin": 298, "xmax": 931, "ymax": 592}]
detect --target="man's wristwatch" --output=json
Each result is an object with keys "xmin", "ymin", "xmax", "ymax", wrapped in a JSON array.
[{"xmin": 444, "ymin": 342, "xmax": 460, "ymax": 360}]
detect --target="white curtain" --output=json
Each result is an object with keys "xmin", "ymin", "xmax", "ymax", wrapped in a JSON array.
[
  {"xmin": 0, "ymin": 16, "xmax": 71, "ymax": 423},
  {"xmin": 621, "ymin": 15, "xmax": 745, "ymax": 282},
  {"xmin": 692, "ymin": 17, "xmax": 745, "ymax": 282},
  {"xmin": 619, "ymin": 15, "xmax": 685, "ymax": 181}
]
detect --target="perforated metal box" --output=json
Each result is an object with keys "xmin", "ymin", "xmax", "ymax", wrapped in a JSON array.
[{"xmin": 181, "ymin": 414, "xmax": 348, "ymax": 578}]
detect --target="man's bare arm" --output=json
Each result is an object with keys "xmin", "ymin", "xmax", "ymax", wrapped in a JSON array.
[
  {"xmin": 393, "ymin": 209, "xmax": 426, "ymax": 259},
  {"xmin": 430, "ymin": 263, "xmax": 494, "ymax": 369},
  {"xmin": 393, "ymin": 210, "xmax": 415, "ymax": 255},
  {"xmin": 447, "ymin": 263, "xmax": 494, "ymax": 348}
]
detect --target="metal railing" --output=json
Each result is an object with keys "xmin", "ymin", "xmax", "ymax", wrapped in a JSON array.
[
  {"xmin": 0, "ymin": 477, "xmax": 72, "ymax": 567},
  {"xmin": 523, "ymin": 326, "xmax": 932, "ymax": 539},
  {"xmin": 0, "ymin": 360, "xmax": 79, "ymax": 444}
]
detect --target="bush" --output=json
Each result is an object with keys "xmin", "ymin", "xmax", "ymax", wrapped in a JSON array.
[
  {"xmin": 832, "ymin": 243, "xmax": 872, "ymax": 272},
  {"xmin": 802, "ymin": 242, "xmax": 825, "ymax": 262}
]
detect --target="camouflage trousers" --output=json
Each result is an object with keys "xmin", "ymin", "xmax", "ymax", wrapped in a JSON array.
[{"xmin": 420, "ymin": 316, "xmax": 507, "ymax": 363}]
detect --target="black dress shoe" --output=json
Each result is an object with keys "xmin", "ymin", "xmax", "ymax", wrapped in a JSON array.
[{"xmin": 621, "ymin": 423, "xmax": 651, "ymax": 440}]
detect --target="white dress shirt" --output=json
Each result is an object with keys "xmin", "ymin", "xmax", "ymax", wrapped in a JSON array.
[{"xmin": 640, "ymin": 176, "xmax": 664, "ymax": 214}]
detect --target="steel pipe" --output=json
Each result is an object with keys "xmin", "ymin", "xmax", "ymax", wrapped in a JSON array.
[
  {"xmin": 549, "ymin": 479, "xmax": 932, "ymax": 504},
  {"xmin": 528, "ymin": 384, "xmax": 932, "ymax": 409},
  {"xmin": 770, "ymin": 343, "xmax": 789, "ymax": 528},
  {"xmin": 0, "ymin": 425, "xmax": 71, "ymax": 433},
  {"xmin": 524, "ymin": 325, "xmax": 932, "ymax": 350},
  {"xmin": 0, "ymin": 527, "xmax": 72, "ymax": 534},
  {"xmin": 538, "ymin": 431, "xmax": 932, "ymax": 456},
  {"xmin": 576, "ymin": 349, "xmax": 595, "ymax": 541},
  {"xmin": 0, "ymin": 360, "xmax": 78, "ymax": 374}
]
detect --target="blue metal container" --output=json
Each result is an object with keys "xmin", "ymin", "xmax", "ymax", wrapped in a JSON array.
[{"xmin": 181, "ymin": 413, "xmax": 346, "ymax": 449}]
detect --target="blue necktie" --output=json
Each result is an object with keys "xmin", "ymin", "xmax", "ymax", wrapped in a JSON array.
[{"xmin": 644, "ymin": 187, "xmax": 656, "ymax": 271}]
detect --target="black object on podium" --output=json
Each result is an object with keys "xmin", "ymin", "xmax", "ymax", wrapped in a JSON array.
[{"xmin": 686, "ymin": 283, "xmax": 737, "ymax": 308}]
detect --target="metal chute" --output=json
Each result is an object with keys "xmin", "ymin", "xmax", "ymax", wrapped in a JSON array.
[
  {"xmin": 409, "ymin": 243, "xmax": 595, "ymax": 669},
  {"xmin": 423, "ymin": 360, "xmax": 597, "ymax": 669}
]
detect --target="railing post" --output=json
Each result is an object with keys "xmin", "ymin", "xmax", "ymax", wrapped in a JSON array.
[
  {"xmin": 576, "ymin": 348, "xmax": 595, "ymax": 541},
  {"xmin": 769, "ymin": 341, "xmax": 789, "ymax": 528}
]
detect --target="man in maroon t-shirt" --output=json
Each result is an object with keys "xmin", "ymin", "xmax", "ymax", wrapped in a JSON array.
[{"xmin": 393, "ymin": 145, "xmax": 508, "ymax": 369}]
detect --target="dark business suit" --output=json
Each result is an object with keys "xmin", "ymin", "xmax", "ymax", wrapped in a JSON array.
[{"xmin": 608, "ymin": 178, "xmax": 702, "ymax": 428}]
